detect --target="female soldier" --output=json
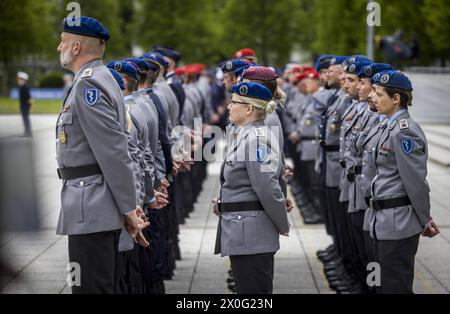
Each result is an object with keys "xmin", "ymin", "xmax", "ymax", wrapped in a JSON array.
[
  {"xmin": 364, "ymin": 70, "xmax": 439, "ymax": 294},
  {"xmin": 214, "ymin": 82, "xmax": 290, "ymax": 294}
]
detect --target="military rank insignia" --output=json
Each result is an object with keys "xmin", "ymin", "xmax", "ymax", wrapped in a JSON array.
[
  {"xmin": 59, "ymin": 131, "xmax": 67, "ymax": 144},
  {"xmin": 399, "ymin": 119, "xmax": 409, "ymax": 130},
  {"xmin": 81, "ymin": 68, "xmax": 93, "ymax": 78},
  {"xmin": 84, "ymin": 88, "xmax": 99, "ymax": 106},
  {"xmin": 305, "ymin": 119, "xmax": 312, "ymax": 126},
  {"xmin": 255, "ymin": 127, "xmax": 265, "ymax": 137},
  {"xmin": 401, "ymin": 138, "xmax": 414, "ymax": 155}
]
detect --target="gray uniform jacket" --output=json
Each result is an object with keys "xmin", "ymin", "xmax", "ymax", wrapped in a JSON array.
[
  {"xmin": 56, "ymin": 59, "xmax": 136, "ymax": 235},
  {"xmin": 214, "ymin": 121, "xmax": 289, "ymax": 257},
  {"xmin": 339, "ymin": 101, "xmax": 368, "ymax": 202},
  {"xmin": 154, "ymin": 77, "xmax": 179, "ymax": 130},
  {"xmin": 298, "ymin": 98, "xmax": 318, "ymax": 161},
  {"xmin": 135, "ymin": 90, "xmax": 166, "ymax": 182},
  {"xmin": 364, "ymin": 110, "xmax": 430, "ymax": 240},
  {"xmin": 347, "ymin": 109, "xmax": 379, "ymax": 213},
  {"xmin": 265, "ymin": 112, "xmax": 287, "ymax": 197},
  {"xmin": 323, "ymin": 92, "xmax": 352, "ymax": 187},
  {"xmin": 312, "ymin": 88, "xmax": 339, "ymax": 173}
]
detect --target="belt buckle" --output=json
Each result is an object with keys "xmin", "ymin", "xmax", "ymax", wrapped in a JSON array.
[{"xmin": 57, "ymin": 168, "xmax": 62, "ymax": 180}]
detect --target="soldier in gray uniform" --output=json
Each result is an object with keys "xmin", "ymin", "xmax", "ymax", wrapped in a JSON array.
[
  {"xmin": 214, "ymin": 82, "xmax": 289, "ymax": 294},
  {"xmin": 344, "ymin": 63, "xmax": 394, "ymax": 292},
  {"xmin": 56, "ymin": 17, "xmax": 149, "ymax": 294},
  {"xmin": 295, "ymin": 70, "xmax": 324, "ymax": 224},
  {"xmin": 364, "ymin": 71, "xmax": 439, "ymax": 293}
]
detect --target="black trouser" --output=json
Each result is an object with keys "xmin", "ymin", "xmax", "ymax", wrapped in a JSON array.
[
  {"xmin": 324, "ymin": 186, "xmax": 340, "ymax": 254},
  {"xmin": 373, "ymin": 233, "xmax": 420, "ymax": 294},
  {"xmin": 20, "ymin": 104, "xmax": 32, "ymax": 136},
  {"xmin": 68, "ymin": 229, "xmax": 121, "ymax": 294},
  {"xmin": 230, "ymin": 253, "xmax": 275, "ymax": 294},
  {"xmin": 350, "ymin": 211, "xmax": 369, "ymax": 285},
  {"xmin": 302, "ymin": 160, "xmax": 323, "ymax": 217},
  {"xmin": 116, "ymin": 246, "xmax": 143, "ymax": 294}
]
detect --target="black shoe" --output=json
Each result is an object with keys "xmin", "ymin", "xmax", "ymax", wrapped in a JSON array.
[
  {"xmin": 318, "ymin": 251, "xmax": 338, "ymax": 261},
  {"xmin": 226, "ymin": 277, "xmax": 234, "ymax": 284},
  {"xmin": 228, "ymin": 270, "xmax": 233, "ymax": 276},
  {"xmin": 228, "ymin": 283, "xmax": 236, "ymax": 292}
]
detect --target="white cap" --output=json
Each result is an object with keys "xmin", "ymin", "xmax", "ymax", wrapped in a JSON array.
[{"xmin": 17, "ymin": 71, "xmax": 29, "ymax": 81}]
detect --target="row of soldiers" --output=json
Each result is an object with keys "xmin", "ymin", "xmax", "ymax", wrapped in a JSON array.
[
  {"xmin": 279, "ymin": 55, "xmax": 438, "ymax": 294},
  {"xmin": 56, "ymin": 16, "xmax": 225, "ymax": 294}
]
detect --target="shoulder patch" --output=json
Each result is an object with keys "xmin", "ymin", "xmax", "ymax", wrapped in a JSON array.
[
  {"xmin": 401, "ymin": 137, "xmax": 414, "ymax": 155},
  {"xmin": 255, "ymin": 127, "xmax": 266, "ymax": 137},
  {"xmin": 84, "ymin": 88, "xmax": 100, "ymax": 106},
  {"xmin": 81, "ymin": 68, "xmax": 93, "ymax": 78},
  {"xmin": 399, "ymin": 119, "xmax": 409, "ymax": 130},
  {"xmin": 256, "ymin": 145, "xmax": 268, "ymax": 162}
]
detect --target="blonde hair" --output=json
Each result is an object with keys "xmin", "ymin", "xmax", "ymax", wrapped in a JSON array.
[{"xmin": 235, "ymin": 94, "xmax": 277, "ymax": 120}]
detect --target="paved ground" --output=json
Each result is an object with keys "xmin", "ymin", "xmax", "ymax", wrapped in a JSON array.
[{"xmin": 0, "ymin": 113, "xmax": 449, "ymax": 294}]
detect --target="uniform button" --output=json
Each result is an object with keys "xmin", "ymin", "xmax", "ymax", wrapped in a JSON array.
[
  {"xmin": 361, "ymin": 175, "xmax": 365, "ymax": 178},
  {"xmin": 237, "ymin": 215, "xmax": 242, "ymax": 220},
  {"xmin": 339, "ymin": 149, "xmax": 342, "ymax": 152},
  {"xmin": 340, "ymin": 137, "xmax": 342, "ymax": 140},
  {"xmin": 364, "ymin": 150, "xmax": 367, "ymax": 154},
  {"xmin": 80, "ymin": 181, "xmax": 85, "ymax": 187},
  {"xmin": 363, "ymin": 162, "xmax": 366, "ymax": 165},
  {"xmin": 56, "ymin": 139, "xmax": 59, "ymax": 143}
]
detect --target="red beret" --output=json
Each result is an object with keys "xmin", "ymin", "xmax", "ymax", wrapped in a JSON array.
[
  {"xmin": 233, "ymin": 48, "xmax": 256, "ymax": 59},
  {"xmin": 242, "ymin": 66, "xmax": 278, "ymax": 81},
  {"xmin": 291, "ymin": 65, "xmax": 314, "ymax": 74},
  {"xmin": 174, "ymin": 67, "xmax": 186, "ymax": 76},
  {"xmin": 294, "ymin": 69, "xmax": 319, "ymax": 84}
]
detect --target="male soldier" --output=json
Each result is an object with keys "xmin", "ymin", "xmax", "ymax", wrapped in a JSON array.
[
  {"xmin": 153, "ymin": 45, "xmax": 186, "ymax": 123},
  {"xmin": 56, "ymin": 16, "xmax": 149, "ymax": 294}
]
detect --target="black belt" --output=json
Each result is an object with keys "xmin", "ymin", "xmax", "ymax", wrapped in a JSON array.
[
  {"xmin": 340, "ymin": 160, "xmax": 346, "ymax": 168},
  {"xmin": 57, "ymin": 163, "xmax": 102, "ymax": 180},
  {"xmin": 324, "ymin": 145, "xmax": 339, "ymax": 152},
  {"xmin": 218, "ymin": 201, "xmax": 264, "ymax": 213},
  {"xmin": 369, "ymin": 196, "xmax": 411, "ymax": 210},
  {"xmin": 300, "ymin": 136, "xmax": 316, "ymax": 141},
  {"xmin": 354, "ymin": 165, "xmax": 362, "ymax": 175}
]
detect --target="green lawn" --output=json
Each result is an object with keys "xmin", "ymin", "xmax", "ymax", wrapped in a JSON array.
[{"xmin": 0, "ymin": 97, "xmax": 61, "ymax": 114}]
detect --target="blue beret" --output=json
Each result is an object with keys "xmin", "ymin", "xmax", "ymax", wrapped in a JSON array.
[
  {"xmin": 345, "ymin": 61, "xmax": 373, "ymax": 75},
  {"xmin": 371, "ymin": 70, "xmax": 413, "ymax": 91},
  {"xmin": 221, "ymin": 59, "xmax": 252, "ymax": 74},
  {"xmin": 329, "ymin": 56, "xmax": 348, "ymax": 66},
  {"xmin": 142, "ymin": 52, "xmax": 169, "ymax": 70},
  {"xmin": 123, "ymin": 58, "xmax": 148, "ymax": 71},
  {"xmin": 232, "ymin": 82, "xmax": 273, "ymax": 101},
  {"xmin": 108, "ymin": 68, "xmax": 125, "ymax": 91},
  {"xmin": 106, "ymin": 61, "xmax": 140, "ymax": 81},
  {"xmin": 357, "ymin": 63, "xmax": 395, "ymax": 78},
  {"xmin": 62, "ymin": 16, "xmax": 110, "ymax": 41},
  {"xmin": 315, "ymin": 55, "xmax": 334, "ymax": 72},
  {"xmin": 343, "ymin": 55, "xmax": 372, "ymax": 68},
  {"xmin": 153, "ymin": 46, "xmax": 181, "ymax": 63}
]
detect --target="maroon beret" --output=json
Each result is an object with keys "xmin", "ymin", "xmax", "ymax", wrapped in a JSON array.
[{"xmin": 242, "ymin": 66, "xmax": 278, "ymax": 81}]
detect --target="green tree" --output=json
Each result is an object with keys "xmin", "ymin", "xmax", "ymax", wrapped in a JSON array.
[
  {"xmin": 137, "ymin": 0, "xmax": 220, "ymax": 65},
  {"xmin": 422, "ymin": 0, "xmax": 450, "ymax": 65},
  {"xmin": 220, "ymin": 0, "xmax": 300, "ymax": 66},
  {"xmin": 311, "ymin": 0, "xmax": 367, "ymax": 57}
]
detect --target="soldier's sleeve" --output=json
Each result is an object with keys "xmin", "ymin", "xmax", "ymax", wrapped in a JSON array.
[
  {"xmin": 392, "ymin": 123, "xmax": 430, "ymax": 227},
  {"xmin": 246, "ymin": 134, "xmax": 289, "ymax": 233},
  {"xmin": 74, "ymin": 78, "xmax": 137, "ymax": 215},
  {"xmin": 127, "ymin": 125, "xmax": 143, "ymax": 206},
  {"xmin": 143, "ymin": 146, "xmax": 156, "ymax": 205}
]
